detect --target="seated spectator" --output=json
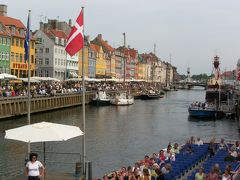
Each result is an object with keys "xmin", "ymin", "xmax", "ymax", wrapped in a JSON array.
[
  {"xmin": 208, "ymin": 138, "xmax": 216, "ymax": 158},
  {"xmin": 218, "ymin": 138, "xmax": 228, "ymax": 150},
  {"xmin": 190, "ymin": 136, "xmax": 196, "ymax": 144},
  {"xmin": 151, "ymin": 153, "xmax": 160, "ymax": 165},
  {"xmin": 141, "ymin": 168, "xmax": 150, "ymax": 180},
  {"xmin": 111, "ymin": 171, "xmax": 119, "ymax": 180},
  {"xmin": 195, "ymin": 167, "xmax": 205, "ymax": 180},
  {"xmin": 171, "ymin": 143, "xmax": 180, "ymax": 154},
  {"xmin": 222, "ymin": 169, "xmax": 231, "ymax": 180},
  {"xmin": 124, "ymin": 166, "xmax": 135, "ymax": 180},
  {"xmin": 150, "ymin": 163, "xmax": 159, "ymax": 178},
  {"xmin": 155, "ymin": 168, "xmax": 164, "ymax": 180},
  {"xmin": 206, "ymin": 166, "xmax": 219, "ymax": 180},
  {"xmin": 144, "ymin": 155, "xmax": 151, "ymax": 166},
  {"xmin": 231, "ymin": 141, "xmax": 240, "ymax": 152},
  {"xmin": 224, "ymin": 150, "xmax": 237, "ymax": 162},
  {"xmin": 158, "ymin": 150, "xmax": 166, "ymax": 163},
  {"xmin": 163, "ymin": 146, "xmax": 172, "ymax": 160},
  {"xmin": 161, "ymin": 163, "xmax": 171, "ymax": 174},
  {"xmin": 195, "ymin": 137, "xmax": 203, "ymax": 146}
]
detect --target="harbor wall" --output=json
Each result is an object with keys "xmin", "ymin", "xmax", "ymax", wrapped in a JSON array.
[{"xmin": 0, "ymin": 92, "xmax": 94, "ymax": 120}]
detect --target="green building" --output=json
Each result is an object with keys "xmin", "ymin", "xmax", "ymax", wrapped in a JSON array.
[{"xmin": 0, "ymin": 22, "xmax": 10, "ymax": 74}]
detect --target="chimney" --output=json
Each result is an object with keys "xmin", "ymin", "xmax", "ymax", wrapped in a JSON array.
[
  {"xmin": 68, "ymin": 19, "xmax": 72, "ymax": 27},
  {"xmin": 0, "ymin": 5, "xmax": 7, "ymax": 16},
  {"xmin": 86, "ymin": 35, "xmax": 90, "ymax": 43},
  {"xmin": 40, "ymin": 22, "xmax": 44, "ymax": 31},
  {"xmin": 97, "ymin": 34, "xmax": 102, "ymax": 40}
]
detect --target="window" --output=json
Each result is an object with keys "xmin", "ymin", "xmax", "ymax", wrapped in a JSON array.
[
  {"xmin": 31, "ymin": 55, "xmax": 34, "ymax": 63},
  {"xmin": 40, "ymin": 48, "xmax": 43, "ymax": 53},
  {"xmin": 16, "ymin": 38, "xmax": 19, "ymax": 46},
  {"xmin": 55, "ymin": 37, "xmax": 59, "ymax": 44},
  {"xmin": 55, "ymin": 48, "xmax": 57, "ymax": 54},
  {"xmin": 39, "ymin": 70, "xmax": 43, "ymax": 77},
  {"xmin": 39, "ymin": 58, "xmax": 43, "ymax": 65},
  {"xmin": 55, "ymin": 58, "xmax": 57, "ymax": 65},
  {"xmin": 31, "ymin": 42, "xmax": 34, "ymax": 49},
  {"xmin": 45, "ymin": 48, "xmax": 49, "ymax": 53},
  {"xmin": 61, "ymin": 59, "xmax": 63, "ymax": 66},
  {"xmin": 58, "ymin": 59, "xmax": 60, "ymax": 65},
  {"xmin": 45, "ymin": 70, "xmax": 49, "ymax": 77},
  {"xmin": 11, "ymin": 52, "xmax": 14, "ymax": 61},
  {"xmin": 45, "ymin": 58, "xmax": 49, "ymax": 65},
  {"xmin": 15, "ymin": 53, "xmax": 19, "ymax": 62},
  {"xmin": 20, "ymin": 54, "xmax": 23, "ymax": 62},
  {"xmin": 2, "ymin": 52, "xmax": 5, "ymax": 60},
  {"xmin": 7, "ymin": 38, "xmax": 10, "ymax": 45},
  {"xmin": 20, "ymin": 29, "xmax": 24, "ymax": 36},
  {"xmin": 2, "ymin": 37, "xmax": 6, "ymax": 45},
  {"xmin": 20, "ymin": 40, "xmax": 23, "ymax": 47},
  {"xmin": 6, "ymin": 52, "xmax": 9, "ymax": 60},
  {"xmin": 11, "ymin": 38, "xmax": 14, "ymax": 46},
  {"xmin": 11, "ymin": 26, "xmax": 16, "ymax": 34}
]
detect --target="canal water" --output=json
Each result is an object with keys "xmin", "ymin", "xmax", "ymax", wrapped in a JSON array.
[{"xmin": 0, "ymin": 89, "xmax": 239, "ymax": 179}]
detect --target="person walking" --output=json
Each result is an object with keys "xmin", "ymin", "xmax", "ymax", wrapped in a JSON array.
[{"xmin": 25, "ymin": 153, "xmax": 44, "ymax": 180}]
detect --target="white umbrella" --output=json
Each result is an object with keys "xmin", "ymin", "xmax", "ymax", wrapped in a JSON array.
[
  {"xmin": 5, "ymin": 121, "xmax": 84, "ymax": 168},
  {"xmin": 0, "ymin": 73, "xmax": 17, "ymax": 79}
]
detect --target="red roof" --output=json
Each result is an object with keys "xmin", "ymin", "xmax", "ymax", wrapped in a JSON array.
[
  {"xmin": 90, "ymin": 44, "xmax": 100, "ymax": 53},
  {"xmin": 100, "ymin": 39, "xmax": 114, "ymax": 52},
  {"xmin": 44, "ymin": 29, "xmax": 68, "ymax": 40},
  {"xmin": 0, "ymin": 23, "xmax": 11, "ymax": 36},
  {"xmin": 0, "ymin": 16, "xmax": 25, "ymax": 29},
  {"xmin": 51, "ymin": 30, "xmax": 68, "ymax": 39}
]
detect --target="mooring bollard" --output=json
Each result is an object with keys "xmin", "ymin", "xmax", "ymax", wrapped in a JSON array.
[
  {"xmin": 85, "ymin": 161, "xmax": 92, "ymax": 180},
  {"xmin": 75, "ymin": 162, "xmax": 81, "ymax": 175}
]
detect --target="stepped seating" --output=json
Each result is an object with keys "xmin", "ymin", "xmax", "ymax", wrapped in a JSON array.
[
  {"xmin": 162, "ymin": 144, "xmax": 209, "ymax": 180},
  {"xmin": 186, "ymin": 148, "xmax": 240, "ymax": 180}
]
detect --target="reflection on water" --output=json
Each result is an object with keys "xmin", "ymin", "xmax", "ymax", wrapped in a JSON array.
[{"xmin": 0, "ymin": 89, "xmax": 240, "ymax": 179}]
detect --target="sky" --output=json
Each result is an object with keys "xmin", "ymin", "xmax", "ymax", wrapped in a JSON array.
[{"xmin": 2, "ymin": 0, "xmax": 240, "ymax": 75}]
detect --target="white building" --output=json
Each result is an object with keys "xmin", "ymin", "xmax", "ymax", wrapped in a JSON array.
[{"xmin": 34, "ymin": 29, "xmax": 68, "ymax": 80}]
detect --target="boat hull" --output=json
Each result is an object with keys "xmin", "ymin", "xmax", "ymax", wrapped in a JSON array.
[
  {"xmin": 91, "ymin": 99, "xmax": 111, "ymax": 106},
  {"xmin": 140, "ymin": 94, "xmax": 161, "ymax": 100},
  {"xmin": 188, "ymin": 108, "xmax": 216, "ymax": 118},
  {"xmin": 110, "ymin": 98, "xmax": 134, "ymax": 106}
]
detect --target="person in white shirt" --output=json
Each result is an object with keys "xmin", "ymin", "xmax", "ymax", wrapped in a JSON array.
[
  {"xmin": 25, "ymin": 153, "xmax": 44, "ymax": 180},
  {"xmin": 195, "ymin": 137, "xmax": 204, "ymax": 146}
]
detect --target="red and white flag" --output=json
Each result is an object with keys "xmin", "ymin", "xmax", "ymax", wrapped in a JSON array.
[{"xmin": 65, "ymin": 10, "xmax": 84, "ymax": 56}]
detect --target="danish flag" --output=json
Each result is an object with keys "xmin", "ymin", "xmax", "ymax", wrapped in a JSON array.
[{"xmin": 65, "ymin": 10, "xmax": 84, "ymax": 56}]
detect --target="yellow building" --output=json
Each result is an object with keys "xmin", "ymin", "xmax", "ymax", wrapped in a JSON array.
[
  {"xmin": 90, "ymin": 44, "xmax": 106, "ymax": 77},
  {"xmin": 0, "ymin": 13, "xmax": 35, "ymax": 77},
  {"xmin": 78, "ymin": 46, "xmax": 89, "ymax": 77}
]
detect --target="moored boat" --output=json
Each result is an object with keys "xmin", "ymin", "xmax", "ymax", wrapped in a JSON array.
[
  {"xmin": 140, "ymin": 90, "xmax": 161, "ymax": 100},
  {"xmin": 110, "ymin": 92, "xmax": 134, "ymax": 106},
  {"xmin": 91, "ymin": 91, "xmax": 111, "ymax": 106}
]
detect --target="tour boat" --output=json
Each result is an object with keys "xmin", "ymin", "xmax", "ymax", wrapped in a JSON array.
[
  {"xmin": 91, "ymin": 91, "xmax": 111, "ymax": 106},
  {"xmin": 140, "ymin": 90, "xmax": 161, "ymax": 100},
  {"xmin": 110, "ymin": 92, "xmax": 134, "ymax": 106},
  {"xmin": 188, "ymin": 103, "xmax": 217, "ymax": 118}
]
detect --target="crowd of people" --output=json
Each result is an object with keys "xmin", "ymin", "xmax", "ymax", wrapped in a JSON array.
[
  {"xmin": 99, "ymin": 137, "xmax": 240, "ymax": 180},
  {"xmin": 0, "ymin": 81, "xmax": 161, "ymax": 98}
]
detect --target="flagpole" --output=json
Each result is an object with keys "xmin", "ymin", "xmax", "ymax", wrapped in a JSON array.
[
  {"xmin": 27, "ymin": 10, "xmax": 31, "ymax": 155},
  {"xmin": 81, "ymin": 6, "xmax": 86, "ymax": 175}
]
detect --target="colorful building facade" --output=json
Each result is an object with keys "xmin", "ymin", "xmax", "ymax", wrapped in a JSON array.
[
  {"xmin": 0, "ymin": 5, "xmax": 35, "ymax": 78},
  {"xmin": 0, "ymin": 22, "xmax": 10, "ymax": 74}
]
